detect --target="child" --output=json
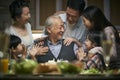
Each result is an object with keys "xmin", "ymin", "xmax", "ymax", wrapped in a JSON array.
[
  {"xmin": 9, "ymin": 35, "xmax": 27, "ymax": 60},
  {"xmin": 9, "ymin": 35, "xmax": 41, "ymax": 61},
  {"xmin": 9, "ymin": 35, "xmax": 49, "ymax": 62},
  {"xmin": 77, "ymin": 32, "xmax": 106, "ymax": 71}
]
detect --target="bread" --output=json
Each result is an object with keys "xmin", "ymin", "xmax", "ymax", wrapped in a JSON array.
[{"xmin": 33, "ymin": 63, "xmax": 61, "ymax": 74}]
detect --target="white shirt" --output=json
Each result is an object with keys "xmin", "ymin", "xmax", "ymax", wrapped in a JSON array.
[{"xmin": 5, "ymin": 23, "xmax": 34, "ymax": 48}]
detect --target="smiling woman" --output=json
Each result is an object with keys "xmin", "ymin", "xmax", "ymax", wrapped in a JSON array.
[{"xmin": 4, "ymin": 0, "xmax": 34, "ymax": 48}]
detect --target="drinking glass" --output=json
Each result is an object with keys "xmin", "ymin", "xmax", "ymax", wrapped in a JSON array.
[
  {"xmin": 101, "ymin": 32, "xmax": 113, "ymax": 67},
  {"xmin": 0, "ymin": 32, "xmax": 9, "ymax": 74}
]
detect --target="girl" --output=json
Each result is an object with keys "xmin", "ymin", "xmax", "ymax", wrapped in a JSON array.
[{"xmin": 77, "ymin": 33, "xmax": 106, "ymax": 71}]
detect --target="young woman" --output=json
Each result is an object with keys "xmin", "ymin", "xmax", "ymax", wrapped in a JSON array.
[{"xmin": 82, "ymin": 6, "xmax": 120, "ymax": 69}]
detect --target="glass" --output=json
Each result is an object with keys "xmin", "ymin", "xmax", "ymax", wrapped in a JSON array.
[
  {"xmin": 101, "ymin": 32, "xmax": 113, "ymax": 67},
  {"xmin": 0, "ymin": 59, "xmax": 9, "ymax": 73},
  {"xmin": 0, "ymin": 32, "xmax": 9, "ymax": 74}
]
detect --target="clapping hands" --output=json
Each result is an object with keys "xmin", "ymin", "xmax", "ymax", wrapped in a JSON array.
[{"xmin": 76, "ymin": 47, "xmax": 87, "ymax": 61}]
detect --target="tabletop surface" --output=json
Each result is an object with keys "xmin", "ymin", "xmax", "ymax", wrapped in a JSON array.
[{"xmin": 1, "ymin": 74, "xmax": 120, "ymax": 80}]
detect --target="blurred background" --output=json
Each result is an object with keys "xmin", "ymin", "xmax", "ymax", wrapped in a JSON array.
[{"xmin": 0, "ymin": 0, "xmax": 120, "ymax": 30}]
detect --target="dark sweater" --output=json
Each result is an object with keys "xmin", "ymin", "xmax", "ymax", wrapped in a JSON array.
[{"xmin": 35, "ymin": 39, "xmax": 77, "ymax": 63}]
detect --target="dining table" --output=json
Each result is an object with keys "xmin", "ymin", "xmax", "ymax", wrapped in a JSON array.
[{"xmin": 1, "ymin": 73, "xmax": 120, "ymax": 80}]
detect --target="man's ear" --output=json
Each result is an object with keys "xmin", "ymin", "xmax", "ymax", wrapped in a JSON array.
[{"xmin": 46, "ymin": 27, "xmax": 51, "ymax": 34}]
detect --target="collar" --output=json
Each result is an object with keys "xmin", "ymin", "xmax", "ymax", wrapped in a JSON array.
[{"xmin": 47, "ymin": 39, "xmax": 63, "ymax": 45}]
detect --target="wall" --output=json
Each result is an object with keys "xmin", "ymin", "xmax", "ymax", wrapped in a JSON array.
[
  {"xmin": 0, "ymin": 0, "xmax": 13, "ymax": 31},
  {"xmin": 110, "ymin": 0, "xmax": 120, "ymax": 26},
  {"xmin": 40, "ymin": 0, "xmax": 56, "ymax": 25},
  {"xmin": 0, "ymin": 0, "xmax": 120, "ymax": 30}
]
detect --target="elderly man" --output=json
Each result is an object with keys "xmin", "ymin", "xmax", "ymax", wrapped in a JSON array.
[{"xmin": 34, "ymin": 15, "xmax": 79, "ymax": 63}]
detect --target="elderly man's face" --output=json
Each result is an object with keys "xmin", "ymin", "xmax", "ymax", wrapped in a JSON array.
[{"xmin": 48, "ymin": 18, "xmax": 65, "ymax": 41}]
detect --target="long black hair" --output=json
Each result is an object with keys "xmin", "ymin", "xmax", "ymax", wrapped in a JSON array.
[{"xmin": 82, "ymin": 6, "xmax": 120, "ymax": 44}]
